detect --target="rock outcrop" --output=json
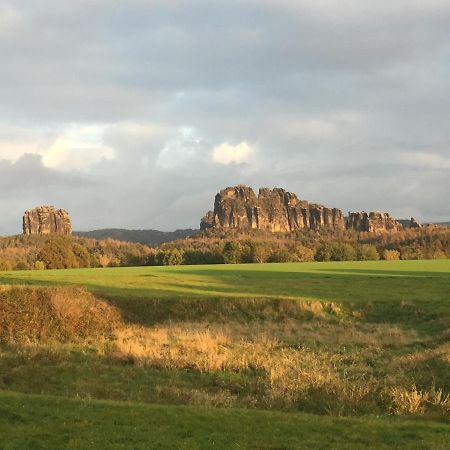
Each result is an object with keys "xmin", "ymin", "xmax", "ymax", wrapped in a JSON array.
[
  {"xmin": 201, "ymin": 185, "xmax": 410, "ymax": 233},
  {"xmin": 201, "ymin": 185, "xmax": 345, "ymax": 232},
  {"xmin": 23, "ymin": 206, "xmax": 72, "ymax": 236},
  {"xmin": 346, "ymin": 212, "xmax": 400, "ymax": 232}
]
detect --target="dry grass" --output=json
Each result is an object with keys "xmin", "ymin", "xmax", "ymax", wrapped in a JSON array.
[
  {"xmin": 0, "ymin": 286, "xmax": 121, "ymax": 344},
  {"xmin": 1, "ymin": 285, "xmax": 448, "ymax": 419},
  {"xmin": 391, "ymin": 385, "xmax": 450, "ymax": 416},
  {"xmin": 110, "ymin": 319, "xmax": 449, "ymax": 416}
]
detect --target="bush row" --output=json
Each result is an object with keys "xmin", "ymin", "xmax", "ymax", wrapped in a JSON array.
[{"xmin": 0, "ymin": 226, "xmax": 448, "ymax": 270}]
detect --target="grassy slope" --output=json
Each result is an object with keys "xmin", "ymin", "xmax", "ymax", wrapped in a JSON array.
[
  {"xmin": 1, "ymin": 390, "xmax": 449, "ymax": 450},
  {"xmin": 1, "ymin": 259, "xmax": 448, "ymax": 299},
  {"xmin": 1, "ymin": 259, "xmax": 449, "ymax": 302},
  {"xmin": 1, "ymin": 260, "xmax": 449, "ymax": 448},
  {"xmin": 1, "ymin": 259, "xmax": 449, "ymax": 328}
]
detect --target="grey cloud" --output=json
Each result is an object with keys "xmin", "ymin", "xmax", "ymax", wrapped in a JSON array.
[
  {"xmin": 0, "ymin": 154, "xmax": 94, "ymax": 234},
  {"xmin": 0, "ymin": 0, "xmax": 449, "ymax": 233}
]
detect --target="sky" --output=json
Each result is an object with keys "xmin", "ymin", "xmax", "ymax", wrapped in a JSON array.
[{"xmin": 1, "ymin": 0, "xmax": 450, "ymax": 234}]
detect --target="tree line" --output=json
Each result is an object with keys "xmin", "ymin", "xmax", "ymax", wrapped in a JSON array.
[
  {"xmin": 0, "ymin": 235, "xmax": 151, "ymax": 271},
  {"xmin": 147, "ymin": 226, "xmax": 450, "ymax": 265},
  {"xmin": 0, "ymin": 226, "xmax": 448, "ymax": 271}
]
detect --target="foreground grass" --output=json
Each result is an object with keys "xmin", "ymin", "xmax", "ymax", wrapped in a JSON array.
[
  {"xmin": 0, "ymin": 260, "xmax": 449, "ymax": 447},
  {"xmin": 1, "ymin": 390, "xmax": 449, "ymax": 450}
]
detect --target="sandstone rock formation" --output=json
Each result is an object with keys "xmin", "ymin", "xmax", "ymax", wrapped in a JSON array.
[
  {"xmin": 346, "ymin": 212, "xmax": 400, "ymax": 232},
  {"xmin": 201, "ymin": 185, "xmax": 345, "ymax": 232},
  {"xmin": 201, "ymin": 185, "xmax": 411, "ymax": 233},
  {"xmin": 23, "ymin": 206, "xmax": 72, "ymax": 236}
]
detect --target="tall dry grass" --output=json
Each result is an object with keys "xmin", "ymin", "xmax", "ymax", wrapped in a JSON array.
[
  {"xmin": 1, "ymin": 285, "xmax": 448, "ymax": 418},
  {"xmin": 0, "ymin": 286, "xmax": 121, "ymax": 344},
  {"xmin": 111, "ymin": 319, "xmax": 449, "ymax": 417}
]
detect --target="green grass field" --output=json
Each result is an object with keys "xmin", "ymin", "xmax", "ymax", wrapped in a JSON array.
[
  {"xmin": 1, "ymin": 390, "xmax": 449, "ymax": 450},
  {"xmin": 1, "ymin": 260, "xmax": 449, "ymax": 448},
  {"xmin": 2, "ymin": 259, "xmax": 449, "ymax": 324},
  {"xmin": 2, "ymin": 259, "xmax": 449, "ymax": 301}
]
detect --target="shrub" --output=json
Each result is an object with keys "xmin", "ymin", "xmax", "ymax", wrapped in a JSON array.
[
  {"xmin": 163, "ymin": 249, "xmax": 183, "ymax": 266},
  {"xmin": 223, "ymin": 241, "xmax": 242, "ymax": 264},
  {"xmin": 250, "ymin": 244, "xmax": 271, "ymax": 263},
  {"xmin": 268, "ymin": 250, "xmax": 295, "ymax": 263},
  {"xmin": 316, "ymin": 243, "xmax": 356, "ymax": 262},
  {"xmin": 294, "ymin": 245, "xmax": 315, "ymax": 262},
  {"xmin": 400, "ymin": 247, "xmax": 422, "ymax": 260},
  {"xmin": 15, "ymin": 261, "xmax": 30, "ymax": 271},
  {"xmin": 0, "ymin": 259, "xmax": 12, "ymax": 271},
  {"xmin": 356, "ymin": 244, "xmax": 380, "ymax": 261},
  {"xmin": 33, "ymin": 261, "xmax": 46, "ymax": 270},
  {"xmin": 432, "ymin": 250, "xmax": 447, "ymax": 259},
  {"xmin": 183, "ymin": 250, "xmax": 223, "ymax": 265}
]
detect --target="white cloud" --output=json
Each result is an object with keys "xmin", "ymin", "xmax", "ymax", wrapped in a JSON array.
[
  {"xmin": 41, "ymin": 125, "xmax": 114, "ymax": 171},
  {"xmin": 156, "ymin": 127, "xmax": 204, "ymax": 169},
  {"xmin": 0, "ymin": 123, "xmax": 114, "ymax": 171},
  {"xmin": 212, "ymin": 142, "xmax": 254, "ymax": 165}
]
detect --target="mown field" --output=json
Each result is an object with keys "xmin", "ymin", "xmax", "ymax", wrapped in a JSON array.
[{"xmin": 1, "ymin": 260, "xmax": 449, "ymax": 449}]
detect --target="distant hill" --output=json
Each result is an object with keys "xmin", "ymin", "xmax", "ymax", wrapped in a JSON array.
[{"xmin": 74, "ymin": 228, "xmax": 199, "ymax": 247}]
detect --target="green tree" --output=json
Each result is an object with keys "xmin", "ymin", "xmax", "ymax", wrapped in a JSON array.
[
  {"xmin": 163, "ymin": 249, "xmax": 183, "ymax": 266},
  {"xmin": 268, "ymin": 250, "xmax": 294, "ymax": 263},
  {"xmin": 37, "ymin": 237, "xmax": 79, "ymax": 269},
  {"xmin": 356, "ymin": 244, "xmax": 380, "ymax": 261},
  {"xmin": 316, "ymin": 243, "xmax": 356, "ymax": 261},
  {"xmin": 72, "ymin": 243, "xmax": 91, "ymax": 268},
  {"xmin": 184, "ymin": 250, "xmax": 222, "ymax": 265},
  {"xmin": 223, "ymin": 241, "xmax": 242, "ymax": 264}
]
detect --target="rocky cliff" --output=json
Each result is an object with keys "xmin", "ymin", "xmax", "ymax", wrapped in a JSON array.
[
  {"xmin": 201, "ymin": 185, "xmax": 345, "ymax": 232},
  {"xmin": 23, "ymin": 206, "xmax": 72, "ymax": 236},
  {"xmin": 201, "ymin": 185, "xmax": 409, "ymax": 233},
  {"xmin": 346, "ymin": 211, "xmax": 399, "ymax": 232}
]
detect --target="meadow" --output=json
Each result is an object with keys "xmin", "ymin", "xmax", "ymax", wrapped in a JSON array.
[{"xmin": 1, "ymin": 259, "xmax": 449, "ymax": 448}]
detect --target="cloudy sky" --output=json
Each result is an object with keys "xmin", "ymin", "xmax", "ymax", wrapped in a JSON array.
[{"xmin": 1, "ymin": 0, "xmax": 449, "ymax": 234}]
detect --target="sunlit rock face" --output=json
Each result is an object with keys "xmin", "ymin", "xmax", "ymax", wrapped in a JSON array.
[
  {"xmin": 200, "ymin": 185, "xmax": 346, "ymax": 232},
  {"xmin": 346, "ymin": 211, "xmax": 401, "ymax": 232},
  {"xmin": 23, "ymin": 206, "xmax": 72, "ymax": 236},
  {"xmin": 201, "ymin": 185, "xmax": 410, "ymax": 233}
]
